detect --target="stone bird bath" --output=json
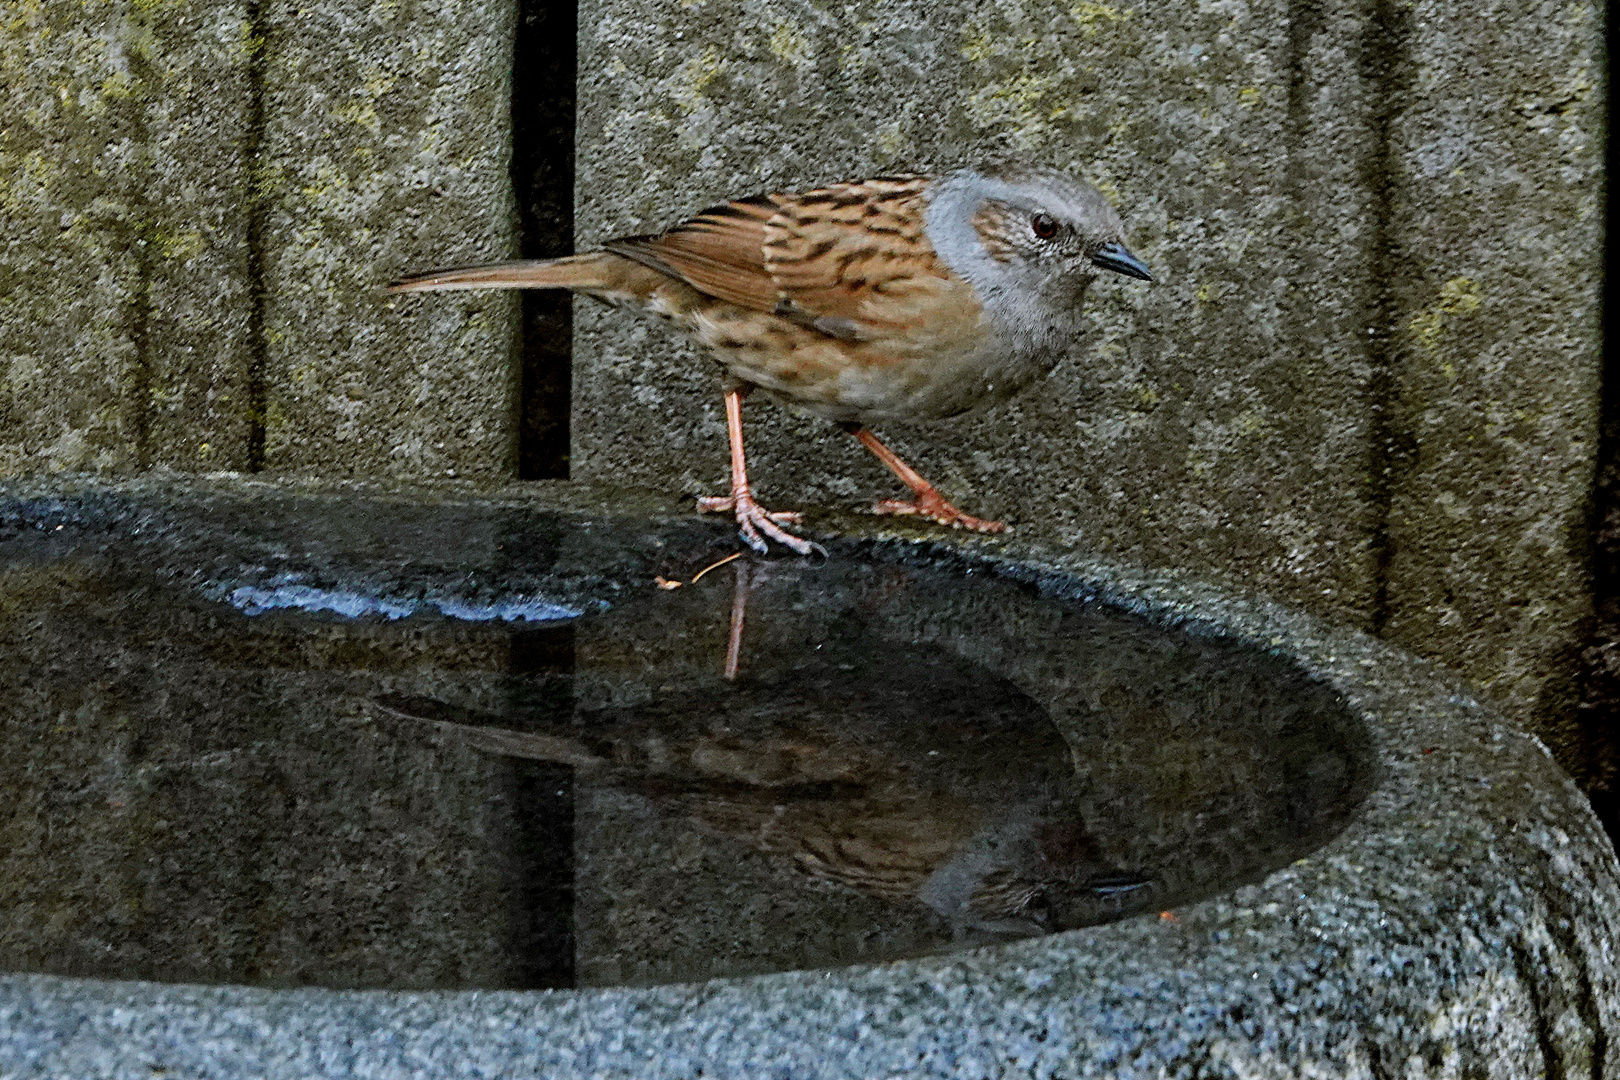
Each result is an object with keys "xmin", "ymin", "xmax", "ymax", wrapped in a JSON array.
[{"xmin": 0, "ymin": 475, "xmax": 1615, "ymax": 1079}]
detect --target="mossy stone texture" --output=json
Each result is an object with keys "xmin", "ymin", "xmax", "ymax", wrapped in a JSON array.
[
  {"xmin": 0, "ymin": 0, "xmax": 521, "ymax": 480},
  {"xmin": 259, "ymin": 0, "xmax": 520, "ymax": 479},
  {"xmin": 1380, "ymin": 0, "xmax": 1605, "ymax": 747},
  {"xmin": 0, "ymin": 0, "xmax": 258, "ymax": 474}
]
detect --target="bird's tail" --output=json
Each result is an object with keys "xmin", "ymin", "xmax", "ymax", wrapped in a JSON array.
[
  {"xmin": 386, "ymin": 253, "xmax": 620, "ymax": 294},
  {"xmin": 369, "ymin": 693, "xmax": 608, "ymax": 768}
]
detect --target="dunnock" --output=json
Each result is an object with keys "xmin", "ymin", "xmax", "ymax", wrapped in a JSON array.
[
  {"xmin": 371, "ymin": 691, "xmax": 1150, "ymax": 936},
  {"xmin": 389, "ymin": 168, "xmax": 1152, "ymax": 554}
]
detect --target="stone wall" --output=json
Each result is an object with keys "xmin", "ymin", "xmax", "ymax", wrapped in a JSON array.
[
  {"xmin": 0, "ymin": 0, "xmax": 520, "ymax": 480},
  {"xmin": 0, "ymin": 1, "xmax": 1607, "ymax": 777},
  {"xmin": 1380, "ymin": 0, "xmax": 1604, "ymax": 767}
]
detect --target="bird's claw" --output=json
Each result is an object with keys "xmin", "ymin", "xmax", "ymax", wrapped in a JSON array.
[
  {"xmin": 698, "ymin": 493, "xmax": 822, "ymax": 556},
  {"xmin": 696, "ymin": 496, "xmax": 802, "ymax": 525},
  {"xmin": 870, "ymin": 494, "xmax": 1005, "ymax": 534}
]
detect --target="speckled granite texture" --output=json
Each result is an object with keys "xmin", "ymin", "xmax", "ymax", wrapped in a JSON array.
[{"xmin": 0, "ymin": 475, "xmax": 1615, "ymax": 1079}]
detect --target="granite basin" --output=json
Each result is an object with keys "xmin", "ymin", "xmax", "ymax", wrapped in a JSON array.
[{"xmin": 0, "ymin": 476, "xmax": 1615, "ymax": 1079}]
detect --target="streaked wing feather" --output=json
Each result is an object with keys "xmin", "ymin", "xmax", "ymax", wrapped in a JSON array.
[
  {"xmin": 763, "ymin": 178, "xmax": 945, "ymax": 333},
  {"xmin": 605, "ymin": 196, "xmax": 781, "ymax": 314},
  {"xmin": 603, "ymin": 179, "xmax": 953, "ymax": 342}
]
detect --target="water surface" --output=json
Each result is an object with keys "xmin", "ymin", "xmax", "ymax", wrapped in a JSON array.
[{"xmin": 0, "ymin": 492, "xmax": 1372, "ymax": 988}]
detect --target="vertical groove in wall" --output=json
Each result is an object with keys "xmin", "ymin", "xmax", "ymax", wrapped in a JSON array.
[
  {"xmin": 242, "ymin": 0, "xmax": 270, "ymax": 473},
  {"xmin": 509, "ymin": 0, "xmax": 576, "ymax": 480},
  {"xmin": 1282, "ymin": 0, "xmax": 1322, "ymax": 148},
  {"xmin": 122, "ymin": 19, "xmax": 157, "ymax": 471},
  {"xmin": 1572, "ymin": 29, "xmax": 1617, "ymax": 845},
  {"xmin": 126, "ymin": 235, "xmax": 154, "ymax": 471},
  {"xmin": 1356, "ymin": 0, "xmax": 1414, "ymax": 633}
]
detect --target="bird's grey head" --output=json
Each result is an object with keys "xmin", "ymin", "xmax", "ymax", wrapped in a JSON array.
[{"xmin": 925, "ymin": 167, "xmax": 1151, "ymax": 347}]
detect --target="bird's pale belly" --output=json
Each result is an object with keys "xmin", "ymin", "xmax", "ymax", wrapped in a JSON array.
[
  {"xmin": 774, "ymin": 345, "xmax": 1058, "ymax": 424},
  {"xmin": 692, "ymin": 306, "xmax": 1054, "ymax": 424}
]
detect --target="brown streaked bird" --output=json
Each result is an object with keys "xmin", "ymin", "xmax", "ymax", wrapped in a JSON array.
[
  {"xmin": 371, "ymin": 692, "xmax": 1152, "ymax": 936},
  {"xmin": 388, "ymin": 168, "xmax": 1153, "ymax": 555}
]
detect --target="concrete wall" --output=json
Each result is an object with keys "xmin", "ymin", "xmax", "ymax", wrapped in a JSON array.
[
  {"xmin": 1380, "ymin": 0, "xmax": 1604, "ymax": 759},
  {"xmin": 0, "ymin": 1, "xmax": 1607, "ymax": 762},
  {"xmin": 0, "ymin": 0, "xmax": 520, "ymax": 480}
]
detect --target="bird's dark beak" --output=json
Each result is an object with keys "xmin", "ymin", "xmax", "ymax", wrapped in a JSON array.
[{"xmin": 1091, "ymin": 242, "xmax": 1153, "ymax": 282}]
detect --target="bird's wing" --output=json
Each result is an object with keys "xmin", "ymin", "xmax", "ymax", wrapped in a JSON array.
[
  {"xmin": 603, "ymin": 178, "xmax": 957, "ymax": 341},
  {"xmin": 761, "ymin": 177, "xmax": 952, "ymax": 338},
  {"xmin": 603, "ymin": 196, "xmax": 782, "ymax": 314}
]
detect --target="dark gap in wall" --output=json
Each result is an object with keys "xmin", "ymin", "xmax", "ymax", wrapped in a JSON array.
[
  {"xmin": 500, "ymin": 623, "xmax": 577, "ymax": 990},
  {"xmin": 122, "ymin": 37, "xmax": 158, "ymax": 471},
  {"xmin": 1571, "ymin": 62, "xmax": 1618, "ymax": 853},
  {"xmin": 509, "ymin": 0, "xmax": 576, "ymax": 480},
  {"xmin": 1356, "ymin": 0, "xmax": 1415, "ymax": 634},
  {"xmin": 1281, "ymin": 0, "xmax": 1324, "ymax": 322},
  {"xmin": 1282, "ymin": 0, "xmax": 1323, "ymax": 137},
  {"xmin": 125, "ymin": 233, "xmax": 155, "ymax": 471},
  {"xmin": 242, "ymin": 0, "xmax": 270, "ymax": 473}
]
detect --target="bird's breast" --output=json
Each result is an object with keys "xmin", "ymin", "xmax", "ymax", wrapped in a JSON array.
[{"xmin": 687, "ymin": 278, "xmax": 1054, "ymax": 423}]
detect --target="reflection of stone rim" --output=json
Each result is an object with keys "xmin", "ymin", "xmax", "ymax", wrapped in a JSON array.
[
  {"xmin": 224, "ymin": 582, "xmax": 583, "ymax": 622},
  {"xmin": 1, "ymin": 477, "xmax": 1615, "ymax": 1079}
]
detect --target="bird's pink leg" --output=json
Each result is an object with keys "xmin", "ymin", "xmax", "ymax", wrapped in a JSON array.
[
  {"xmin": 697, "ymin": 385, "xmax": 819, "ymax": 555},
  {"xmin": 844, "ymin": 425, "xmax": 1005, "ymax": 534}
]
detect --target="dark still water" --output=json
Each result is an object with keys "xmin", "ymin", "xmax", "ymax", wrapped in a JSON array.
[{"xmin": 0, "ymin": 490, "xmax": 1373, "ymax": 989}]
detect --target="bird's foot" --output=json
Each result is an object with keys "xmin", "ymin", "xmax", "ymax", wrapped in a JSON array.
[
  {"xmin": 870, "ymin": 490, "xmax": 1005, "ymax": 533},
  {"xmin": 697, "ymin": 492, "xmax": 821, "ymax": 556}
]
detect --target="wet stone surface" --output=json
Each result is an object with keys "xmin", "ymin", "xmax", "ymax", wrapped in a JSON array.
[{"xmin": 0, "ymin": 488, "xmax": 1371, "ymax": 990}]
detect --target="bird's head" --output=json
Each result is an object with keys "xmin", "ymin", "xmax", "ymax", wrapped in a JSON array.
[{"xmin": 925, "ymin": 166, "xmax": 1151, "ymax": 343}]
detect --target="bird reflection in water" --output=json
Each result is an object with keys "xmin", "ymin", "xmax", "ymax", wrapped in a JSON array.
[{"xmin": 373, "ymin": 559, "xmax": 1152, "ymax": 938}]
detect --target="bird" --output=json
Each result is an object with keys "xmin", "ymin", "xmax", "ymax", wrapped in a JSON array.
[
  {"xmin": 370, "ymin": 689, "xmax": 1153, "ymax": 937},
  {"xmin": 367, "ymin": 573, "xmax": 1152, "ymax": 938},
  {"xmin": 388, "ymin": 167, "xmax": 1153, "ymax": 555}
]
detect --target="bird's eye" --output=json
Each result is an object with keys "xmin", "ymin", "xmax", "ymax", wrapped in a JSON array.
[{"xmin": 1031, "ymin": 213, "xmax": 1058, "ymax": 240}]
